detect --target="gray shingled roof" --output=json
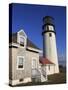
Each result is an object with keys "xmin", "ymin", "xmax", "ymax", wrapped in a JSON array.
[{"xmin": 9, "ymin": 33, "xmax": 40, "ymax": 50}]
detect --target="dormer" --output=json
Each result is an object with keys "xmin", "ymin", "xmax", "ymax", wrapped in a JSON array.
[
  {"xmin": 9, "ymin": 29, "xmax": 41, "ymax": 53},
  {"xmin": 17, "ymin": 30, "xmax": 27, "ymax": 48}
]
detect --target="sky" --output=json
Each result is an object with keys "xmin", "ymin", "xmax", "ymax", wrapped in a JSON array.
[{"xmin": 10, "ymin": 3, "xmax": 66, "ymax": 62}]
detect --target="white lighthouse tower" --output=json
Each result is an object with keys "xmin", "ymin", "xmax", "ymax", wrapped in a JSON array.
[{"xmin": 42, "ymin": 16, "xmax": 59, "ymax": 74}]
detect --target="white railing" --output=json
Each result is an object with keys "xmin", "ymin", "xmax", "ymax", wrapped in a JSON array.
[
  {"xmin": 42, "ymin": 69, "xmax": 47, "ymax": 77},
  {"xmin": 31, "ymin": 68, "xmax": 41, "ymax": 79}
]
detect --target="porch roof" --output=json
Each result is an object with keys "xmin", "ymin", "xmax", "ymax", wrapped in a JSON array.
[{"xmin": 39, "ymin": 57, "xmax": 54, "ymax": 65}]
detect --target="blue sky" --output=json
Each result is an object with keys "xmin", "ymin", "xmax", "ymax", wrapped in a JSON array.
[{"xmin": 11, "ymin": 3, "xmax": 66, "ymax": 60}]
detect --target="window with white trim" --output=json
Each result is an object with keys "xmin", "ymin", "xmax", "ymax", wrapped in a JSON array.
[
  {"xmin": 19, "ymin": 36, "xmax": 25, "ymax": 46},
  {"xmin": 17, "ymin": 56, "xmax": 24, "ymax": 69},
  {"xmin": 32, "ymin": 59, "xmax": 37, "ymax": 69}
]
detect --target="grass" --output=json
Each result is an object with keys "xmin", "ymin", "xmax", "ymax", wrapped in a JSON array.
[
  {"xmin": 47, "ymin": 65, "xmax": 66, "ymax": 84},
  {"xmin": 48, "ymin": 72, "xmax": 66, "ymax": 84}
]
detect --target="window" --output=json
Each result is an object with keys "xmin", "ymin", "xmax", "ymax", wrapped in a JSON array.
[
  {"xmin": 45, "ymin": 26, "xmax": 49, "ymax": 31},
  {"xmin": 19, "ymin": 36, "xmax": 25, "ymax": 46},
  {"xmin": 32, "ymin": 59, "xmax": 37, "ymax": 69},
  {"xmin": 49, "ymin": 26, "xmax": 54, "ymax": 30},
  {"xmin": 17, "ymin": 56, "xmax": 24, "ymax": 69},
  {"xmin": 45, "ymin": 25, "xmax": 54, "ymax": 31},
  {"xmin": 18, "ymin": 57, "xmax": 23, "ymax": 68},
  {"xmin": 49, "ymin": 33, "xmax": 52, "ymax": 37},
  {"xmin": 46, "ymin": 26, "xmax": 48, "ymax": 30}
]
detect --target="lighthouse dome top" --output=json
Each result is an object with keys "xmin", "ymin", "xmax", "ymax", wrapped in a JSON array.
[{"xmin": 43, "ymin": 16, "xmax": 54, "ymax": 25}]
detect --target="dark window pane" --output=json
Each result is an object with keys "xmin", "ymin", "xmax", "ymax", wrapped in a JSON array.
[
  {"xmin": 18, "ymin": 57, "xmax": 23, "ymax": 68},
  {"xmin": 19, "ymin": 78, "xmax": 24, "ymax": 82},
  {"xmin": 18, "ymin": 65, "xmax": 23, "ymax": 68},
  {"xmin": 49, "ymin": 33, "xmax": 52, "ymax": 37}
]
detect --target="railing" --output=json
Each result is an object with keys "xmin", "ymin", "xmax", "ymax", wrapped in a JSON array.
[
  {"xmin": 42, "ymin": 69, "xmax": 47, "ymax": 77},
  {"xmin": 31, "ymin": 67, "xmax": 47, "ymax": 82},
  {"xmin": 32, "ymin": 68, "xmax": 41, "ymax": 77},
  {"xmin": 31, "ymin": 68, "xmax": 41, "ymax": 82}
]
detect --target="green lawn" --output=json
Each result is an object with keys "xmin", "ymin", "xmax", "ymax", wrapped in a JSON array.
[{"xmin": 48, "ymin": 72, "xmax": 66, "ymax": 84}]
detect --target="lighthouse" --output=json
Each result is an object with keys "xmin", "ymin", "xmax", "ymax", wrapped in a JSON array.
[{"xmin": 42, "ymin": 16, "xmax": 59, "ymax": 74}]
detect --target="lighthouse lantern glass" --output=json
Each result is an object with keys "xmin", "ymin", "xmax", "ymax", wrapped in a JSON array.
[{"xmin": 48, "ymin": 25, "xmax": 54, "ymax": 31}]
